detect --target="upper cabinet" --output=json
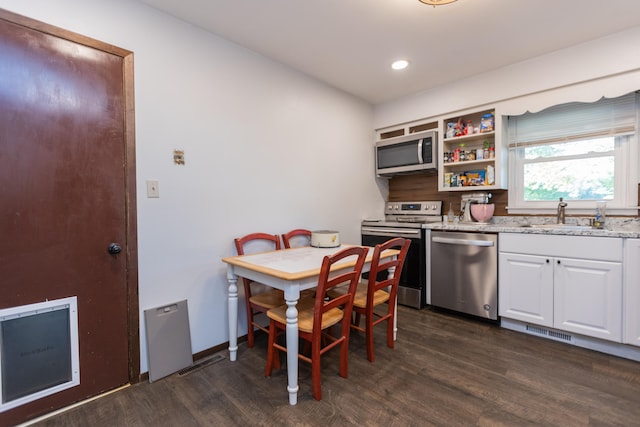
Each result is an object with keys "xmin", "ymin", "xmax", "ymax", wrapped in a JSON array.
[{"xmin": 438, "ymin": 108, "xmax": 507, "ymax": 192}]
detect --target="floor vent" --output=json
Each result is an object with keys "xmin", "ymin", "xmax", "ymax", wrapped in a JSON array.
[
  {"xmin": 525, "ymin": 324, "xmax": 573, "ymax": 342},
  {"xmin": 549, "ymin": 330, "xmax": 573, "ymax": 342},
  {"xmin": 178, "ymin": 354, "xmax": 225, "ymax": 377},
  {"xmin": 526, "ymin": 325, "xmax": 548, "ymax": 336}
]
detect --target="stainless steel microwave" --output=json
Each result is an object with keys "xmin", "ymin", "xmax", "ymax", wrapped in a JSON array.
[{"xmin": 375, "ymin": 130, "xmax": 438, "ymax": 177}]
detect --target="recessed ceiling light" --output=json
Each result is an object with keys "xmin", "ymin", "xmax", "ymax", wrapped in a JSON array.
[
  {"xmin": 418, "ymin": 0, "xmax": 458, "ymax": 5},
  {"xmin": 391, "ymin": 60, "xmax": 409, "ymax": 70}
]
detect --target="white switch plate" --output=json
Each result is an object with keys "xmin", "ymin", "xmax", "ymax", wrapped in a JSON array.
[{"xmin": 147, "ymin": 180, "xmax": 160, "ymax": 198}]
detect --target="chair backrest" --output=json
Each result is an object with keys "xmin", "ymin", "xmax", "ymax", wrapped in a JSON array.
[
  {"xmin": 312, "ymin": 246, "xmax": 368, "ymax": 335},
  {"xmin": 234, "ymin": 232, "xmax": 281, "ymax": 256},
  {"xmin": 281, "ymin": 229, "xmax": 312, "ymax": 249},
  {"xmin": 366, "ymin": 237, "xmax": 411, "ymax": 305}
]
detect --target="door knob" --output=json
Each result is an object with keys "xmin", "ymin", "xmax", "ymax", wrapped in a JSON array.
[{"xmin": 108, "ymin": 243, "xmax": 122, "ymax": 255}]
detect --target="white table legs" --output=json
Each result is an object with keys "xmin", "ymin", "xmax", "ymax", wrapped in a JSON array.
[
  {"xmin": 283, "ymin": 288, "xmax": 300, "ymax": 405},
  {"xmin": 225, "ymin": 265, "xmax": 300, "ymax": 405},
  {"xmin": 226, "ymin": 266, "xmax": 239, "ymax": 361},
  {"xmin": 387, "ymin": 264, "xmax": 398, "ymax": 341}
]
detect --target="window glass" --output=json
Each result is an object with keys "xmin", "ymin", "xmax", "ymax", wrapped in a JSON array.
[
  {"xmin": 523, "ymin": 137, "xmax": 614, "ymax": 201},
  {"xmin": 524, "ymin": 138, "xmax": 613, "ymax": 160}
]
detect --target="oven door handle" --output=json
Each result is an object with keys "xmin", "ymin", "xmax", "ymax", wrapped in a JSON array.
[
  {"xmin": 431, "ymin": 236, "xmax": 494, "ymax": 247},
  {"xmin": 361, "ymin": 227, "xmax": 422, "ymax": 237}
]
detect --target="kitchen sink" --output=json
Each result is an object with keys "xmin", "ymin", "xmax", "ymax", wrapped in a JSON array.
[{"xmin": 521, "ymin": 224, "xmax": 592, "ymax": 230}]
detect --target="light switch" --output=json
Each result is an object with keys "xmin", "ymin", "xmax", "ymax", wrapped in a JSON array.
[{"xmin": 147, "ymin": 180, "xmax": 160, "ymax": 198}]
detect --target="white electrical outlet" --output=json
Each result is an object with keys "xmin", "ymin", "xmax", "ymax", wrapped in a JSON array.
[{"xmin": 147, "ymin": 180, "xmax": 160, "ymax": 198}]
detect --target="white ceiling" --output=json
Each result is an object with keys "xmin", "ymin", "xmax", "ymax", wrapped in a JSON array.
[{"xmin": 138, "ymin": 0, "xmax": 640, "ymax": 105}]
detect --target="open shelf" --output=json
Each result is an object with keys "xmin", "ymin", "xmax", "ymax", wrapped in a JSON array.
[{"xmin": 439, "ymin": 108, "xmax": 506, "ymax": 191}]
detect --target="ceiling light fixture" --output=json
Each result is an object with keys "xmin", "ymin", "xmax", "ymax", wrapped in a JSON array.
[
  {"xmin": 418, "ymin": 0, "xmax": 458, "ymax": 6},
  {"xmin": 391, "ymin": 60, "xmax": 409, "ymax": 70}
]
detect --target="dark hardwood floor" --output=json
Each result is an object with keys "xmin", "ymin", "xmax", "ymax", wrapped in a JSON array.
[{"xmin": 29, "ymin": 307, "xmax": 640, "ymax": 427}]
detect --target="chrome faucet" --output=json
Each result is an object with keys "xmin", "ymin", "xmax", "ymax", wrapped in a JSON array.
[{"xmin": 557, "ymin": 197, "xmax": 567, "ymax": 224}]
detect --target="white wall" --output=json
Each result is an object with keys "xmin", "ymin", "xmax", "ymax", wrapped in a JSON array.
[
  {"xmin": 374, "ymin": 26, "xmax": 640, "ymax": 130},
  {"xmin": 1, "ymin": 0, "xmax": 387, "ymax": 372}
]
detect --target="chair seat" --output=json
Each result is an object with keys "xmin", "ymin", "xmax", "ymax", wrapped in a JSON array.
[
  {"xmin": 267, "ymin": 296, "xmax": 344, "ymax": 333},
  {"xmin": 328, "ymin": 280, "xmax": 390, "ymax": 309},
  {"xmin": 249, "ymin": 287, "xmax": 285, "ymax": 309}
]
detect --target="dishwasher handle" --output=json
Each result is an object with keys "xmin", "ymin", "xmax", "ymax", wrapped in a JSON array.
[{"xmin": 431, "ymin": 236, "xmax": 495, "ymax": 247}]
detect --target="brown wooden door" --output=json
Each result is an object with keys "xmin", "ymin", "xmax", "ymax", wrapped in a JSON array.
[{"xmin": 0, "ymin": 10, "xmax": 138, "ymax": 426}]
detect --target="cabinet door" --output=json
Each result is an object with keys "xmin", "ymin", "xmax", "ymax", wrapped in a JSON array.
[
  {"xmin": 554, "ymin": 257, "xmax": 622, "ymax": 342},
  {"xmin": 499, "ymin": 252, "xmax": 553, "ymax": 327},
  {"xmin": 624, "ymin": 239, "xmax": 640, "ymax": 346}
]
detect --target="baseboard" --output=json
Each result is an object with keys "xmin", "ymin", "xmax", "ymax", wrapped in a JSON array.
[
  {"xmin": 17, "ymin": 385, "xmax": 130, "ymax": 426},
  {"xmin": 501, "ymin": 318, "xmax": 640, "ymax": 362}
]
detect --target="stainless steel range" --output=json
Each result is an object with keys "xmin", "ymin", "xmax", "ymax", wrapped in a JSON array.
[{"xmin": 361, "ymin": 201, "xmax": 442, "ymax": 308}]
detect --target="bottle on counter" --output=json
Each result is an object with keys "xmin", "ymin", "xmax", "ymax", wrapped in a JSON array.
[
  {"xmin": 595, "ymin": 201, "xmax": 606, "ymax": 229},
  {"xmin": 447, "ymin": 203, "xmax": 455, "ymax": 223}
]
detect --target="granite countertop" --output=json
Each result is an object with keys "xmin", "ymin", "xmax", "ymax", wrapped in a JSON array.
[{"xmin": 424, "ymin": 216, "xmax": 640, "ymax": 238}]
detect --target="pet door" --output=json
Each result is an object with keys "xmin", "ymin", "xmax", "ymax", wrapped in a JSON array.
[{"xmin": 0, "ymin": 296, "xmax": 80, "ymax": 412}]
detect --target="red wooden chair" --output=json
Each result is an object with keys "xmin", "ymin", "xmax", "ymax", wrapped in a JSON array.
[
  {"xmin": 264, "ymin": 246, "xmax": 368, "ymax": 400},
  {"xmin": 281, "ymin": 228, "xmax": 312, "ymax": 249},
  {"xmin": 329, "ymin": 237, "xmax": 410, "ymax": 362},
  {"xmin": 234, "ymin": 232, "xmax": 284, "ymax": 349},
  {"xmin": 282, "ymin": 229, "xmax": 316, "ymax": 300}
]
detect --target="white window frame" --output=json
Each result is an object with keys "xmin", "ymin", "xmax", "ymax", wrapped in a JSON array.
[{"xmin": 507, "ymin": 93, "xmax": 639, "ymax": 216}]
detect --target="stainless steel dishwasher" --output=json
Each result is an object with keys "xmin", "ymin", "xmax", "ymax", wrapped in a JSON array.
[{"xmin": 430, "ymin": 231, "xmax": 498, "ymax": 320}]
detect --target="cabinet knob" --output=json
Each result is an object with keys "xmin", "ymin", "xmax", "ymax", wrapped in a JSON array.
[
  {"xmin": 557, "ymin": 260, "xmax": 561, "ymax": 264},
  {"xmin": 546, "ymin": 259, "xmax": 550, "ymax": 263}
]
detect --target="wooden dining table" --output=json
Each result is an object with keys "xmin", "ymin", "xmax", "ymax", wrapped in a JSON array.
[{"xmin": 221, "ymin": 244, "xmax": 399, "ymax": 405}]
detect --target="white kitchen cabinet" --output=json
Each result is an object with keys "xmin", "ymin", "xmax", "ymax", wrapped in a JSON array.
[
  {"xmin": 624, "ymin": 239, "xmax": 640, "ymax": 346},
  {"xmin": 499, "ymin": 252, "xmax": 553, "ymax": 327},
  {"xmin": 553, "ymin": 257, "xmax": 622, "ymax": 341},
  {"xmin": 499, "ymin": 234, "xmax": 623, "ymax": 342},
  {"xmin": 439, "ymin": 107, "xmax": 507, "ymax": 191}
]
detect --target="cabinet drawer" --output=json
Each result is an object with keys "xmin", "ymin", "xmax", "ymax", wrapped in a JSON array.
[{"xmin": 499, "ymin": 233, "xmax": 622, "ymax": 262}]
